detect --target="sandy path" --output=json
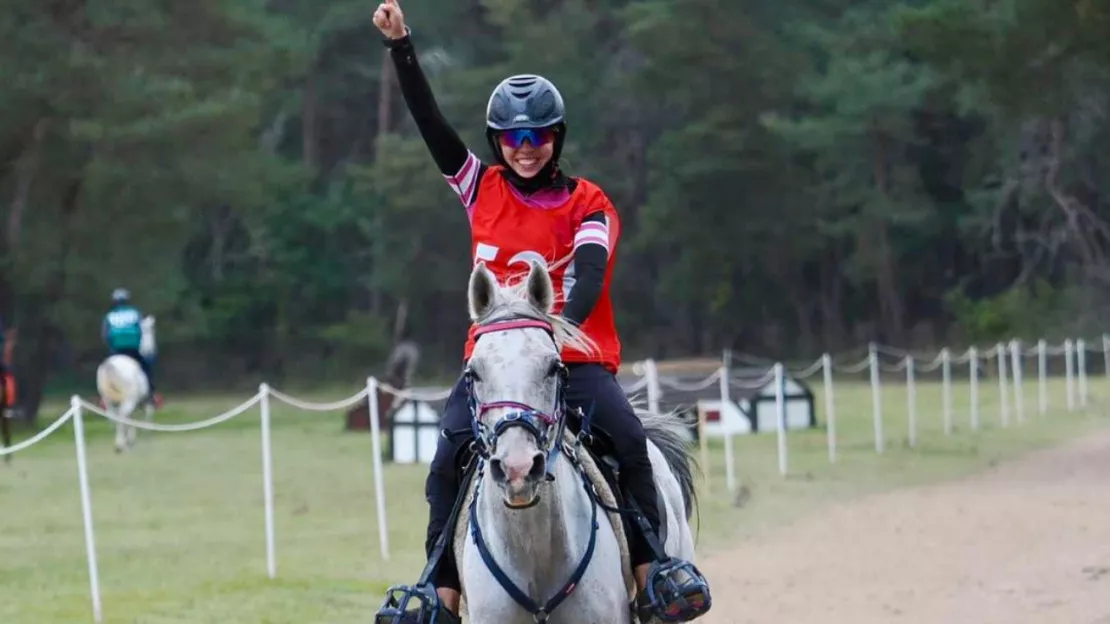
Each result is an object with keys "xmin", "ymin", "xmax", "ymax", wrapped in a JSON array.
[{"xmin": 698, "ymin": 429, "xmax": 1110, "ymax": 624}]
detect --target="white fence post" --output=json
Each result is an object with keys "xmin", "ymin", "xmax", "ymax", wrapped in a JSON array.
[
  {"xmin": 71, "ymin": 396, "xmax": 103, "ymax": 624},
  {"xmin": 941, "ymin": 348, "xmax": 952, "ymax": 436},
  {"xmin": 997, "ymin": 343, "xmax": 1009, "ymax": 427},
  {"xmin": 1103, "ymin": 334, "xmax": 1110, "ymax": 382},
  {"xmin": 1078, "ymin": 338, "xmax": 1088, "ymax": 408},
  {"xmin": 869, "ymin": 343, "xmax": 884, "ymax": 454},
  {"xmin": 259, "ymin": 383, "xmax": 277, "ymax": 579},
  {"xmin": 644, "ymin": 359, "xmax": 661, "ymax": 414},
  {"xmin": 969, "ymin": 347, "xmax": 980, "ymax": 431},
  {"xmin": 1010, "ymin": 339, "xmax": 1024, "ymax": 423},
  {"xmin": 1065, "ymin": 339, "xmax": 1075, "ymax": 411},
  {"xmin": 1037, "ymin": 339, "xmax": 1048, "ymax": 415},
  {"xmin": 774, "ymin": 362, "xmax": 788, "ymax": 476},
  {"xmin": 366, "ymin": 377, "xmax": 390, "ymax": 561},
  {"xmin": 905, "ymin": 356, "xmax": 917, "ymax": 448},
  {"xmin": 822, "ymin": 353, "xmax": 837, "ymax": 463},
  {"xmin": 719, "ymin": 350, "xmax": 735, "ymax": 493}
]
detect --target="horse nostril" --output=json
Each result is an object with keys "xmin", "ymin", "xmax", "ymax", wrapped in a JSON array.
[
  {"xmin": 528, "ymin": 452, "xmax": 546, "ymax": 481},
  {"xmin": 490, "ymin": 458, "xmax": 506, "ymax": 482}
]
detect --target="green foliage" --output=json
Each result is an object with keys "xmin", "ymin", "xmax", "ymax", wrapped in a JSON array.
[
  {"xmin": 3, "ymin": 0, "xmax": 1110, "ymax": 406},
  {"xmin": 944, "ymin": 281, "xmax": 1069, "ymax": 344}
]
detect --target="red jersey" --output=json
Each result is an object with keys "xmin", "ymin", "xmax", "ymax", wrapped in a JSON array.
[{"xmin": 445, "ymin": 154, "xmax": 622, "ymax": 372}]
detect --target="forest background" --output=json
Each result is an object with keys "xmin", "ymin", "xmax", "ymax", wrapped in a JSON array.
[{"xmin": 1, "ymin": 0, "xmax": 1107, "ymax": 421}]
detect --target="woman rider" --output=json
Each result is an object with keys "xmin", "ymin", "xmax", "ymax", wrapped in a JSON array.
[{"xmin": 371, "ymin": 1, "xmax": 712, "ymax": 622}]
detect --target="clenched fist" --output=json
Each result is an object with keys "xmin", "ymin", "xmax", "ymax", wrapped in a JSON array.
[{"xmin": 373, "ymin": 0, "xmax": 407, "ymax": 39}]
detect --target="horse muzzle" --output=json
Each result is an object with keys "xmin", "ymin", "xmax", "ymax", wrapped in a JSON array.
[{"xmin": 490, "ymin": 450, "xmax": 546, "ymax": 508}]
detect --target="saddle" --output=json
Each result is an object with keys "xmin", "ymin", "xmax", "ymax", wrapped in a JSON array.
[{"xmin": 451, "ymin": 423, "xmax": 638, "ymax": 620}]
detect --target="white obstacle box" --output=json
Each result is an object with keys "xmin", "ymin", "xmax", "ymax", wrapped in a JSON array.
[
  {"xmin": 388, "ymin": 399, "xmax": 442, "ymax": 464},
  {"xmin": 728, "ymin": 370, "xmax": 817, "ymax": 433}
]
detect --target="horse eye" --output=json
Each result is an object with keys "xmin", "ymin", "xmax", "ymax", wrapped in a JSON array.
[
  {"xmin": 467, "ymin": 367, "xmax": 482, "ymax": 382},
  {"xmin": 546, "ymin": 361, "xmax": 562, "ymax": 377}
]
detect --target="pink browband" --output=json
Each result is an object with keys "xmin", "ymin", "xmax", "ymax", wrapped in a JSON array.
[{"xmin": 473, "ymin": 318, "xmax": 553, "ymax": 337}]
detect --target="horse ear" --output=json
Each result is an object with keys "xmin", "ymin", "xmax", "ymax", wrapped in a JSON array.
[
  {"xmin": 468, "ymin": 262, "xmax": 499, "ymax": 321},
  {"xmin": 525, "ymin": 260, "xmax": 555, "ymax": 315}
]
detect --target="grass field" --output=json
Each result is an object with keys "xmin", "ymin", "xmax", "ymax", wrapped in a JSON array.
[{"xmin": 1, "ymin": 373, "xmax": 1108, "ymax": 623}]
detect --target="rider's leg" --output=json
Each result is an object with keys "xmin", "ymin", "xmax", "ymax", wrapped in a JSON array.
[
  {"xmin": 564, "ymin": 364, "xmax": 661, "ymax": 578},
  {"xmin": 140, "ymin": 354, "xmax": 155, "ymax": 394},
  {"xmin": 120, "ymin": 348, "xmax": 155, "ymax": 394},
  {"xmin": 422, "ymin": 374, "xmax": 473, "ymax": 613},
  {"xmin": 564, "ymin": 363, "xmax": 709, "ymax": 620}
]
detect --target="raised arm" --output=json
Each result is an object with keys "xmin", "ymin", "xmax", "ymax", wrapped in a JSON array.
[{"xmin": 375, "ymin": 1, "xmax": 485, "ymax": 209}]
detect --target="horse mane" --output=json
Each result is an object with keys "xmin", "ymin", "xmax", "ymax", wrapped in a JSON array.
[{"xmin": 475, "ymin": 278, "xmax": 598, "ymax": 357}]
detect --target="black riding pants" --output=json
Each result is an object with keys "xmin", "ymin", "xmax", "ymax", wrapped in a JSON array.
[
  {"xmin": 113, "ymin": 348, "xmax": 155, "ymax": 393},
  {"xmin": 425, "ymin": 362, "xmax": 662, "ymax": 591}
]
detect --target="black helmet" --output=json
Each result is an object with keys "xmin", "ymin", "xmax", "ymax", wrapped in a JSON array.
[
  {"xmin": 485, "ymin": 74, "xmax": 567, "ymax": 176},
  {"xmin": 485, "ymin": 74, "xmax": 565, "ymax": 131}
]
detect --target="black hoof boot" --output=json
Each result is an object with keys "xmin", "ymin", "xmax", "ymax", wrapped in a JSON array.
[{"xmin": 375, "ymin": 583, "xmax": 461, "ymax": 624}]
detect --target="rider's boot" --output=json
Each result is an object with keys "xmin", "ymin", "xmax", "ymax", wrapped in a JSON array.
[
  {"xmin": 625, "ymin": 491, "xmax": 712, "ymax": 622},
  {"xmin": 633, "ymin": 552, "xmax": 712, "ymax": 622},
  {"xmin": 374, "ymin": 520, "xmax": 462, "ymax": 624},
  {"xmin": 375, "ymin": 455, "xmax": 466, "ymax": 624}
]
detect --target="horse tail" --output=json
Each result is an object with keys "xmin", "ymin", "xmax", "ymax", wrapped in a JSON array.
[
  {"xmin": 97, "ymin": 359, "xmax": 128, "ymax": 404},
  {"xmin": 633, "ymin": 400, "xmax": 699, "ymax": 520}
]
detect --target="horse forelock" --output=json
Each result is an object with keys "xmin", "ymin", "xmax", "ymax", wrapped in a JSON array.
[{"xmin": 475, "ymin": 278, "xmax": 597, "ymax": 357}]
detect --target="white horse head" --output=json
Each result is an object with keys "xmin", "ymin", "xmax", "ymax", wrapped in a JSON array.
[
  {"xmin": 97, "ymin": 353, "xmax": 154, "ymax": 454},
  {"xmin": 465, "ymin": 261, "xmax": 594, "ymax": 507},
  {"xmin": 140, "ymin": 315, "xmax": 157, "ymax": 358},
  {"xmin": 457, "ymin": 261, "xmax": 701, "ymax": 623}
]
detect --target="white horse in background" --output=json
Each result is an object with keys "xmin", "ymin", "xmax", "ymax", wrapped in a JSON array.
[
  {"xmin": 454, "ymin": 262, "xmax": 700, "ymax": 623},
  {"xmin": 97, "ymin": 315, "xmax": 158, "ymax": 453}
]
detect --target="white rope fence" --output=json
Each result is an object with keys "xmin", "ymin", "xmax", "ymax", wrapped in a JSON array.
[{"xmin": 1, "ymin": 335, "xmax": 1107, "ymax": 622}]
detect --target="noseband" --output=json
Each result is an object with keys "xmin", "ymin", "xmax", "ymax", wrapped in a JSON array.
[{"xmin": 466, "ymin": 318, "xmax": 570, "ymax": 482}]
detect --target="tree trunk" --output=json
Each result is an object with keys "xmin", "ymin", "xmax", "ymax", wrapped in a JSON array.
[
  {"xmin": 819, "ymin": 247, "xmax": 847, "ymax": 351},
  {"xmin": 302, "ymin": 67, "xmax": 319, "ymax": 170},
  {"xmin": 7, "ymin": 118, "xmax": 49, "ymax": 250},
  {"xmin": 872, "ymin": 130, "xmax": 905, "ymax": 344},
  {"xmin": 377, "ymin": 50, "xmax": 394, "ymax": 153},
  {"xmin": 19, "ymin": 173, "xmax": 84, "ymax": 423}
]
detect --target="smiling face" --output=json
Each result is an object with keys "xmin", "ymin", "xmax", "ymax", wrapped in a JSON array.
[{"xmin": 496, "ymin": 127, "xmax": 557, "ymax": 178}]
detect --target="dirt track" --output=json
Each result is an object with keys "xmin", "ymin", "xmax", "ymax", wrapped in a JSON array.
[{"xmin": 698, "ymin": 428, "xmax": 1110, "ymax": 624}]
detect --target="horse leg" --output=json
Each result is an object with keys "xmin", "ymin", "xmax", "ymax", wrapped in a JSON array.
[
  {"xmin": 113, "ymin": 404, "xmax": 134, "ymax": 453},
  {"xmin": 114, "ymin": 413, "xmax": 127, "ymax": 453},
  {"xmin": 124, "ymin": 402, "xmax": 138, "ymax": 448}
]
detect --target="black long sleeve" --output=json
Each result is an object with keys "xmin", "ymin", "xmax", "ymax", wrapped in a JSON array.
[
  {"xmin": 386, "ymin": 32, "xmax": 473, "ymax": 176},
  {"xmin": 562, "ymin": 212, "xmax": 609, "ymax": 325}
]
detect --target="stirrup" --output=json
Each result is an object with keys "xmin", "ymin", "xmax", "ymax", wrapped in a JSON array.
[
  {"xmin": 375, "ymin": 583, "xmax": 460, "ymax": 624},
  {"xmin": 634, "ymin": 558, "xmax": 712, "ymax": 622}
]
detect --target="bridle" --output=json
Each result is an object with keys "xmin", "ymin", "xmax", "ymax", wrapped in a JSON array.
[
  {"xmin": 463, "ymin": 316, "xmax": 601, "ymax": 623},
  {"xmin": 465, "ymin": 317, "xmax": 570, "ymax": 483}
]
